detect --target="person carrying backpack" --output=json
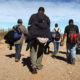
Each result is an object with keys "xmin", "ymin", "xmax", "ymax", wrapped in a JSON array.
[
  {"xmin": 27, "ymin": 7, "xmax": 51, "ymax": 74},
  {"xmin": 13, "ymin": 19, "xmax": 28, "ymax": 62},
  {"xmin": 52, "ymin": 23, "xmax": 62, "ymax": 57},
  {"xmin": 62, "ymin": 19, "xmax": 79, "ymax": 64}
]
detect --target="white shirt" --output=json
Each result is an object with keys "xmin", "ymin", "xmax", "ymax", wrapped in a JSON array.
[
  {"xmin": 52, "ymin": 27, "xmax": 61, "ymax": 34},
  {"xmin": 52, "ymin": 27, "xmax": 61, "ymax": 42}
]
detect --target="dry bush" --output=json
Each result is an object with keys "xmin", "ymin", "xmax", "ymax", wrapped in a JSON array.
[{"xmin": 0, "ymin": 32, "xmax": 7, "ymax": 40}]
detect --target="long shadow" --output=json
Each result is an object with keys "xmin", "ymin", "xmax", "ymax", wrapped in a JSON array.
[
  {"xmin": 6, "ymin": 53, "xmax": 15, "ymax": 58},
  {"xmin": 51, "ymin": 55, "xmax": 67, "ymax": 62},
  {"xmin": 22, "ymin": 57, "xmax": 32, "ymax": 73},
  {"xmin": 49, "ymin": 51, "xmax": 53, "ymax": 54},
  {"xmin": 55, "ymin": 56, "xmax": 67, "ymax": 62},
  {"xmin": 59, "ymin": 51, "xmax": 67, "ymax": 54},
  {"xmin": 6, "ymin": 53, "xmax": 24, "ymax": 59}
]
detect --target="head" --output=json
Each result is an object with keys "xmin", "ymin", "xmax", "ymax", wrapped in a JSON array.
[
  {"xmin": 55, "ymin": 23, "xmax": 58, "ymax": 28},
  {"xmin": 69, "ymin": 19, "xmax": 74, "ymax": 25},
  {"xmin": 17, "ymin": 19, "xmax": 23, "ymax": 25},
  {"xmin": 38, "ymin": 7, "xmax": 45, "ymax": 14}
]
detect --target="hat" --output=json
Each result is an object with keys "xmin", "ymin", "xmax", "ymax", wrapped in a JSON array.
[{"xmin": 17, "ymin": 19, "xmax": 23, "ymax": 23}]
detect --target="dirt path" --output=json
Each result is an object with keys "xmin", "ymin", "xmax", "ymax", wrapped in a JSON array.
[{"xmin": 0, "ymin": 40, "xmax": 80, "ymax": 80}]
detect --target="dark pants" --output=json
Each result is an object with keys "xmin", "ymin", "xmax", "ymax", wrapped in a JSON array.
[{"xmin": 15, "ymin": 44, "xmax": 22, "ymax": 59}]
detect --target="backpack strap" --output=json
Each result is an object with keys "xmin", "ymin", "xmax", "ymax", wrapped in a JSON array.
[{"xmin": 54, "ymin": 28, "xmax": 60, "ymax": 32}]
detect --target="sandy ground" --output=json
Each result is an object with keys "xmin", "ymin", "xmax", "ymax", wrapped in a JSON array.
[{"xmin": 0, "ymin": 40, "xmax": 80, "ymax": 80}]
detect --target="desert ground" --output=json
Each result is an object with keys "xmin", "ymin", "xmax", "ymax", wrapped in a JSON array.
[{"xmin": 0, "ymin": 40, "xmax": 80, "ymax": 80}]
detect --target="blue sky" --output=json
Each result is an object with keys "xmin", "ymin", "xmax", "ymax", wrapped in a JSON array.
[{"xmin": 0, "ymin": 0, "xmax": 80, "ymax": 33}]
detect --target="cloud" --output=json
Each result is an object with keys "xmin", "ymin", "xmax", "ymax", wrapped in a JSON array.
[{"xmin": 0, "ymin": 0, "xmax": 80, "ymax": 31}]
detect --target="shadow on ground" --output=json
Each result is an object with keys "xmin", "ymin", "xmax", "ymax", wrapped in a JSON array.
[
  {"xmin": 6, "ymin": 53, "xmax": 24, "ymax": 58},
  {"xmin": 55, "ymin": 56, "xmax": 67, "ymax": 62},
  {"xmin": 51, "ymin": 54, "xmax": 67, "ymax": 62},
  {"xmin": 22, "ymin": 57, "xmax": 32, "ymax": 73},
  {"xmin": 59, "ymin": 51, "xmax": 67, "ymax": 54},
  {"xmin": 6, "ymin": 53, "xmax": 15, "ymax": 58}
]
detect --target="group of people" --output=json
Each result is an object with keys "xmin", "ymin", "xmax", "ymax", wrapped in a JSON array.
[{"xmin": 5, "ymin": 7, "xmax": 79, "ymax": 74}]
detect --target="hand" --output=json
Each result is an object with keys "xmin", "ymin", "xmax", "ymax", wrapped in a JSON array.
[
  {"xmin": 61, "ymin": 40, "xmax": 64, "ymax": 46},
  {"xmin": 77, "ymin": 40, "xmax": 79, "ymax": 45}
]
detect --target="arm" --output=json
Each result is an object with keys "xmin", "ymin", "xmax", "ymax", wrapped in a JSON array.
[
  {"xmin": 62, "ymin": 33, "xmax": 67, "ymax": 42},
  {"xmin": 28, "ymin": 15, "xmax": 34, "ymax": 31},
  {"xmin": 23, "ymin": 26, "xmax": 28, "ymax": 36},
  {"xmin": 61, "ymin": 27, "xmax": 67, "ymax": 45},
  {"xmin": 76, "ymin": 26, "xmax": 79, "ymax": 44},
  {"xmin": 60, "ymin": 34, "xmax": 63, "ymax": 42}
]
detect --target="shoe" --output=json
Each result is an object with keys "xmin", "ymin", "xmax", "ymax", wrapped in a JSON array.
[
  {"xmin": 51, "ymin": 54, "xmax": 56, "ymax": 58},
  {"xmin": 15, "ymin": 59, "xmax": 19, "ymax": 62},
  {"xmin": 71, "ymin": 58, "xmax": 76, "ymax": 65},
  {"xmin": 67, "ymin": 58, "xmax": 71, "ymax": 64},
  {"xmin": 32, "ymin": 68, "xmax": 37, "ymax": 74},
  {"xmin": 37, "ymin": 65, "xmax": 43, "ymax": 70}
]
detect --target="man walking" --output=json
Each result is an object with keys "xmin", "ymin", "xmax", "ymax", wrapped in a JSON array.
[
  {"xmin": 62, "ymin": 19, "xmax": 79, "ymax": 64},
  {"xmin": 52, "ymin": 23, "xmax": 62, "ymax": 56},
  {"xmin": 13, "ymin": 19, "xmax": 28, "ymax": 62},
  {"xmin": 27, "ymin": 7, "xmax": 51, "ymax": 74}
]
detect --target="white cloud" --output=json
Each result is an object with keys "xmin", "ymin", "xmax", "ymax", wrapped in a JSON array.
[
  {"xmin": 0, "ymin": 1, "xmax": 80, "ymax": 21},
  {"xmin": 0, "ymin": 0, "xmax": 80, "ymax": 30}
]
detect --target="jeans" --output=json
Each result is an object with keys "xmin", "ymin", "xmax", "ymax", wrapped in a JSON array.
[
  {"xmin": 15, "ymin": 44, "xmax": 22, "ymax": 59},
  {"xmin": 54, "ymin": 42, "xmax": 59, "ymax": 54},
  {"xmin": 67, "ymin": 43, "xmax": 77, "ymax": 60}
]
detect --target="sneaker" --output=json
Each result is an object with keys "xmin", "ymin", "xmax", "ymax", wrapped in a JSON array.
[
  {"xmin": 51, "ymin": 54, "xmax": 56, "ymax": 58},
  {"xmin": 15, "ymin": 59, "xmax": 19, "ymax": 62},
  {"xmin": 67, "ymin": 58, "xmax": 71, "ymax": 64},
  {"xmin": 32, "ymin": 68, "xmax": 37, "ymax": 74}
]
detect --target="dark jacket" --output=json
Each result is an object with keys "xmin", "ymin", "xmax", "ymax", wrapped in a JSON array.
[
  {"xmin": 4, "ymin": 24, "xmax": 28, "ymax": 45},
  {"xmin": 26, "ymin": 13, "xmax": 51, "ymax": 42}
]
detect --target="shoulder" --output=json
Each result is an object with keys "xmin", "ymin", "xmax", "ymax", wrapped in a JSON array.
[
  {"xmin": 58, "ymin": 28, "xmax": 61, "ymax": 32},
  {"xmin": 66, "ymin": 25, "xmax": 69, "ymax": 28},
  {"xmin": 65, "ymin": 25, "xmax": 69, "ymax": 30},
  {"xmin": 19, "ymin": 25, "xmax": 26, "ymax": 29},
  {"xmin": 21, "ymin": 25, "xmax": 26, "ymax": 27},
  {"xmin": 74, "ymin": 25, "xmax": 78, "ymax": 28},
  {"xmin": 44, "ymin": 14, "xmax": 50, "ymax": 20},
  {"xmin": 30, "ymin": 13, "xmax": 37, "ymax": 18}
]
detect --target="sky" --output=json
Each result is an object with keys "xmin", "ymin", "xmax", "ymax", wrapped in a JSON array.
[{"xmin": 0, "ymin": 0, "xmax": 80, "ymax": 33}]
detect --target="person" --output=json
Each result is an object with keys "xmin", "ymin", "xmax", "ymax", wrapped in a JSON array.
[
  {"xmin": 13, "ymin": 19, "xmax": 28, "ymax": 62},
  {"xmin": 62, "ymin": 19, "xmax": 79, "ymax": 64},
  {"xmin": 52, "ymin": 23, "xmax": 62, "ymax": 56},
  {"xmin": 27, "ymin": 7, "xmax": 51, "ymax": 74}
]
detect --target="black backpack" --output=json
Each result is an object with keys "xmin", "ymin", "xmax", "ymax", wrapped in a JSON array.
[
  {"xmin": 54, "ymin": 28, "xmax": 60, "ymax": 41},
  {"xmin": 68, "ymin": 26, "xmax": 77, "ymax": 44}
]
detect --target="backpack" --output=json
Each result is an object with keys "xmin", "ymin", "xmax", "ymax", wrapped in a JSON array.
[
  {"xmin": 13, "ymin": 25, "xmax": 22, "ymax": 40},
  {"xmin": 54, "ymin": 28, "xmax": 60, "ymax": 41},
  {"xmin": 68, "ymin": 26, "xmax": 77, "ymax": 44}
]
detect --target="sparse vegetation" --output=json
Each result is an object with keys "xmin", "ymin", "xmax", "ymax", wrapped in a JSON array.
[{"xmin": 0, "ymin": 30, "xmax": 7, "ymax": 40}]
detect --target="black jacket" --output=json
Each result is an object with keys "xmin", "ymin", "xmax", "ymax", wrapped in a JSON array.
[{"xmin": 26, "ymin": 13, "xmax": 51, "ymax": 42}]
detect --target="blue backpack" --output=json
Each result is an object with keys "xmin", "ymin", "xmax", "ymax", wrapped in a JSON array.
[{"xmin": 13, "ymin": 26, "xmax": 22, "ymax": 40}]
